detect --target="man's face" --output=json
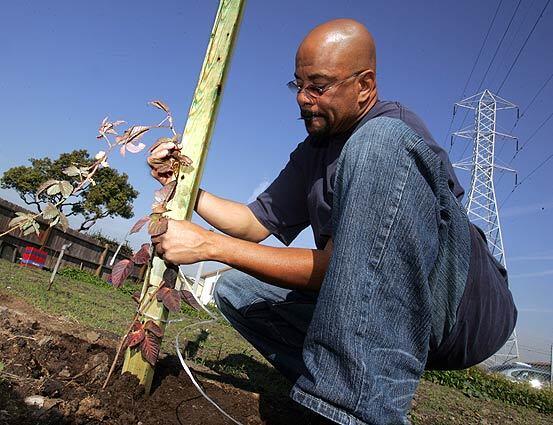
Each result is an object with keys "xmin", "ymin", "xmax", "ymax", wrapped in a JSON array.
[{"xmin": 294, "ymin": 55, "xmax": 361, "ymax": 138}]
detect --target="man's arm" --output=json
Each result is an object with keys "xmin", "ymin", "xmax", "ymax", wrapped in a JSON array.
[
  {"xmin": 152, "ymin": 219, "xmax": 332, "ymax": 291},
  {"xmin": 195, "ymin": 189, "xmax": 270, "ymax": 243},
  {"xmin": 147, "ymin": 141, "xmax": 271, "ymax": 243}
]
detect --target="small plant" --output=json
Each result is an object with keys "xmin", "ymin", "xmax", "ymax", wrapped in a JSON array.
[{"xmin": 1, "ymin": 100, "xmax": 202, "ymax": 372}]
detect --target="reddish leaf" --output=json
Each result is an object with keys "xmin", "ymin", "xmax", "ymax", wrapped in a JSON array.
[
  {"xmin": 140, "ymin": 332, "xmax": 161, "ymax": 366},
  {"xmin": 148, "ymin": 100, "xmax": 170, "ymax": 114},
  {"xmin": 151, "ymin": 204, "xmax": 167, "ymax": 214},
  {"xmin": 125, "ymin": 141, "xmax": 146, "ymax": 154},
  {"xmin": 111, "ymin": 259, "xmax": 133, "ymax": 288},
  {"xmin": 156, "ymin": 287, "xmax": 181, "ymax": 312},
  {"xmin": 148, "ymin": 215, "xmax": 168, "ymax": 237},
  {"xmin": 144, "ymin": 320, "xmax": 164, "ymax": 338},
  {"xmin": 123, "ymin": 321, "xmax": 145, "ymax": 350},
  {"xmin": 180, "ymin": 290, "xmax": 202, "ymax": 310},
  {"xmin": 129, "ymin": 216, "xmax": 150, "ymax": 234},
  {"xmin": 162, "ymin": 265, "xmax": 179, "ymax": 289},
  {"xmin": 132, "ymin": 243, "xmax": 151, "ymax": 265},
  {"xmin": 124, "ymin": 125, "xmax": 150, "ymax": 145},
  {"xmin": 153, "ymin": 180, "xmax": 177, "ymax": 205},
  {"xmin": 153, "ymin": 159, "xmax": 174, "ymax": 175},
  {"xmin": 149, "ymin": 136, "xmax": 179, "ymax": 153},
  {"xmin": 175, "ymin": 153, "xmax": 193, "ymax": 167}
]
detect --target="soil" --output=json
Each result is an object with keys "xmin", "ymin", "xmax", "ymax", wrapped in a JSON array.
[{"xmin": 0, "ymin": 293, "xmax": 310, "ymax": 425}]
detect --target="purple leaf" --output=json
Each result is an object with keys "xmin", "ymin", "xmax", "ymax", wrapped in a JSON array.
[
  {"xmin": 180, "ymin": 290, "xmax": 202, "ymax": 310},
  {"xmin": 162, "ymin": 266, "xmax": 178, "ymax": 289},
  {"xmin": 156, "ymin": 287, "xmax": 181, "ymax": 312},
  {"xmin": 148, "ymin": 100, "xmax": 170, "ymax": 114},
  {"xmin": 110, "ymin": 259, "xmax": 133, "ymax": 288},
  {"xmin": 144, "ymin": 320, "xmax": 164, "ymax": 338},
  {"xmin": 123, "ymin": 321, "xmax": 145, "ymax": 350},
  {"xmin": 148, "ymin": 215, "xmax": 168, "ymax": 237},
  {"xmin": 129, "ymin": 216, "xmax": 150, "ymax": 234},
  {"xmin": 132, "ymin": 243, "xmax": 151, "ymax": 265},
  {"xmin": 125, "ymin": 141, "xmax": 146, "ymax": 154},
  {"xmin": 140, "ymin": 332, "xmax": 161, "ymax": 366}
]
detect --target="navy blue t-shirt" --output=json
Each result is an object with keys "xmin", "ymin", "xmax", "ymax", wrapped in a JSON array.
[
  {"xmin": 248, "ymin": 100, "xmax": 464, "ymax": 249},
  {"xmin": 247, "ymin": 100, "xmax": 517, "ymax": 369}
]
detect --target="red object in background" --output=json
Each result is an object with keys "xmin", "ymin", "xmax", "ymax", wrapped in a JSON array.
[{"xmin": 20, "ymin": 246, "xmax": 48, "ymax": 269}]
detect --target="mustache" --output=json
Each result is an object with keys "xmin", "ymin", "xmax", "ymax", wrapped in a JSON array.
[{"xmin": 298, "ymin": 110, "xmax": 323, "ymax": 120}]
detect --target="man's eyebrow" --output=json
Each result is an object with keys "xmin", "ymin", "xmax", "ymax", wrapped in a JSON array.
[{"xmin": 294, "ymin": 72, "xmax": 334, "ymax": 81}]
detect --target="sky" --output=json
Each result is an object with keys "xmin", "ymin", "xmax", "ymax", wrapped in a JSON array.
[{"xmin": 1, "ymin": 0, "xmax": 552, "ymax": 359}]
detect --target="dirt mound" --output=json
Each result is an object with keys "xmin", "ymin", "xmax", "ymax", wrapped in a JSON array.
[{"xmin": 0, "ymin": 296, "xmax": 306, "ymax": 425}]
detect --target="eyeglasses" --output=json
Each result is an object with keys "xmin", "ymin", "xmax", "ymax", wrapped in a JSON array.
[{"xmin": 286, "ymin": 70, "xmax": 367, "ymax": 99}]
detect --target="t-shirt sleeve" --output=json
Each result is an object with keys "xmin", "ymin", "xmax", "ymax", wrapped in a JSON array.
[{"xmin": 247, "ymin": 144, "xmax": 310, "ymax": 246}]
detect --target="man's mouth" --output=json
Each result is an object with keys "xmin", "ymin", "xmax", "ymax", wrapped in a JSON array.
[{"xmin": 299, "ymin": 110, "xmax": 322, "ymax": 121}]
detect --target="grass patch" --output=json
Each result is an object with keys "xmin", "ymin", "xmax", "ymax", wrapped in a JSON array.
[
  {"xmin": 423, "ymin": 368, "xmax": 553, "ymax": 414},
  {"xmin": 0, "ymin": 259, "xmax": 284, "ymax": 395}
]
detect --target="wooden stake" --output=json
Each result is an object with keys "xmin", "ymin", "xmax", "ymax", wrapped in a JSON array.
[{"xmin": 121, "ymin": 0, "xmax": 246, "ymax": 395}]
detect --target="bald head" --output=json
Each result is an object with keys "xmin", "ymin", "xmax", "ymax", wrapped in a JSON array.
[
  {"xmin": 297, "ymin": 19, "xmax": 376, "ymax": 75},
  {"xmin": 293, "ymin": 19, "xmax": 378, "ymax": 137}
]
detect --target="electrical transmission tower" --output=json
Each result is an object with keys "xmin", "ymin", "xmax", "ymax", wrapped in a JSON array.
[{"xmin": 452, "ymin": 89, "xmax": 519, "ymax": 365}]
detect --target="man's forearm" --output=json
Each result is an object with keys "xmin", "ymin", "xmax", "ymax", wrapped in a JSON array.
[
  {"xmin": 207, "ymin": 231, "xmax": 330, "ymax": 291},
  {"xmin": 195, "ymin": 189, "xmax": 269, "ymax": 242}
]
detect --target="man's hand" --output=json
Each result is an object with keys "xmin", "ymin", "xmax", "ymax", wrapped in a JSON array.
[
  {"xmin": 151, "ymin": 219, "xmax": 213, "ymax": 264},
  {"xmin": 147, "ymin": 141, "xmax": 178, "ymax": 185}
]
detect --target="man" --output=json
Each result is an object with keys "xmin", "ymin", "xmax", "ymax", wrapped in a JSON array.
[{"xmin": 149, "ymin": 19, "xmax": 517, "ymax": 425}]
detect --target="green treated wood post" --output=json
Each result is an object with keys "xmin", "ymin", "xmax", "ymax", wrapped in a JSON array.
[{"xmin": 122, "ymin": 0, "xmax": 246, "ymax": 394}]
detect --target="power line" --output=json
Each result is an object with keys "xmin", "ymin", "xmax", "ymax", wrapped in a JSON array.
[
  {"xmin": 490, "ymin": 0, "xmax": 537, "ymax": 89},
  {"xmin": 500, "ymin": 148, "xmax": 553, "ymax": 208},
  {"xmin": 462, "ymin": 0, "xmax": 505, "ymax": 97},
  {"xmin": 495, "ymin": 70, "xmax": 553, "ymax": 159},
  {"xmin": 454, "ymin": 0, "xmax": 523, "ymax": 160},
  {"xmin": 476, "ymin": 0, "xmax": 523, "ymax": 92},
  {"xmin": 518, "ymin": 71, "xmax": 553, "ymax": 120},
  {"xmin": 497, "ymin": 109, "xmax": 553, "ymax": 186},
  {"xmin": 445, "ymin": 0, "xmax": 504, "ymax": 152},
  {"xmin": 497, "ymin": 0, "xmax": 552, "ymax": 93}
]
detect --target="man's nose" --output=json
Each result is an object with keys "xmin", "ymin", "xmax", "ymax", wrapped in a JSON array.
[{"xmin": 297, "ymin": 90, "xmax": 314, "ymax": 108}]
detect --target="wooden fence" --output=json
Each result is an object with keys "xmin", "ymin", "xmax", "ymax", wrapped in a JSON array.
[{"xmin": 0, "ymin": 197, "xmax": 143, "ymax": 281}]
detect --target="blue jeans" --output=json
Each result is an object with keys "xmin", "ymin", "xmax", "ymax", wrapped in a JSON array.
[{"xmin": 214, "ymin": 117, "xmax": 472, "ymax": 424}]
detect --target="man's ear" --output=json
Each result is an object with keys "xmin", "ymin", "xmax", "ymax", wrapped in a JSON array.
[{"xmin": 358, "ymin": 69, "xmax": 376, "ymax": 103}]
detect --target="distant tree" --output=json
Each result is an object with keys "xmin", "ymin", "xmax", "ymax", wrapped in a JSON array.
[{"xmin": 1, "ymin": 149, "xmax": 138, "ymax": 231}]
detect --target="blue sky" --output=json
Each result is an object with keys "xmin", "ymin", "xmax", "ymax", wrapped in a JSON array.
[{"xmin": 1, "ymin": 0, "xmax": 552, "ymax": 358}]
